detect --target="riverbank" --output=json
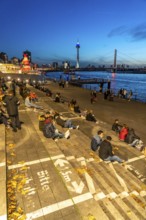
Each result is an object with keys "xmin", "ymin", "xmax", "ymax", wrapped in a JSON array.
[
  {"xmin": 1, "ymin": 74, "xmax": 146, "ymax": 219},
  {"xmin": 1, "ymin": 72, "xmax": 146, "ymax": 143},
  {"xmin": 41, "ymin": 80, "xmax": 146, "ymax": 145}
]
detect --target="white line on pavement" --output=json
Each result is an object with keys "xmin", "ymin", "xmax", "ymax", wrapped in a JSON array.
[
  {"xmin": 8, "ymin": 154, "xmax": 145, "ymax": 170},
  {"xmin": 109, "ymin": 163, "xmax": 129, "ymax": 192},
  {"xmin": 0, "ymin": 162, "xmax": 5, "ymax": 167},
  {"xmin": 26, "ymin": 192, "xmax": 93, "ymax": 219}
]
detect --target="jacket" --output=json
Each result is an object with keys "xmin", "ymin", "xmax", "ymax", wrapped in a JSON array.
[
  {"xmin": 43, "ymin": 123, "xmax": 56, "ymax": 138},
  {"xmin": 112, "ymin": 123, "xmax": 122, "ymax": 133},
  {"xmin": 86, "ymin": 113, "xmax": 96, "ymax": 122},
  {"xmin": 91, "ymin": 135, "xmax": 102, "ymax": 151},
  {"xmin": 125, "ymin": 129, "xmax": 139, "ymax": 144},
  {"xmin": 99, "ymin": 140, "xmax": 113, "ymax": 160},
  {"xmin": 119, "ymin": 127, "xmax": 128, "ymax": 141},
  {"xmin": 55, "ymin": 116, "xmax": 65, "ymax": 127},
  {"xmin": 3, "ymin": 95, "xmax": 20, "ymax": 116}
]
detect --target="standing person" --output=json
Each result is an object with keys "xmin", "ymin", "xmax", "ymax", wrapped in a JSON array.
[
  {"xmin": 128, "ymin": 90, "xmax": 133, "ymax": 101},
  {"xmin": 99, "ymin": 136, "xmax": 123, "ymax": 163},
  {"xmin": 91, "ymin": 130, "xmax": 104, "ymax": 151},
  {"xmin": 3, "ymin": 90, "xmax": 21, "ymax": 132}
]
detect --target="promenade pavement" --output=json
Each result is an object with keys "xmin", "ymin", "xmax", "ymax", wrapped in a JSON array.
[{"xmin": 0, "ymin": 78, "xmax": 146, "ymax": 220}]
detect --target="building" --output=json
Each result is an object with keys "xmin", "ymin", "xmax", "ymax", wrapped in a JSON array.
[
  {"xmin": 23, "ymin": 50, "xmax": 32, "ymax": 62},
  {"xmin": 76, "ymin": 41, "xmax": 80, "ymax": 69},
  {"xmin": 0, "ymin": 52, "xmax": 8, "ymax": 63}
]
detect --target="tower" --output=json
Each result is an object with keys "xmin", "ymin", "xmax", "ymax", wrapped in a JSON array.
[
  {"xmin": 21, "ymin": 54, "xmax": 31, "ymax": 72},
  {"xmin": 113, "ymin": 49, "xmax": 117, "ymax": 72},
  {"xmin": 76, "ymin": 41, "xmax": 80, "ymax": 69},
  {"xmin": 23, "ymin": 50, "xmax": 31, "ymax": 62}
]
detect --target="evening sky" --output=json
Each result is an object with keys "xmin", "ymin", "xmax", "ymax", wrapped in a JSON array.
[{"xmin": 0, "ymin": 0, "xmax": 146, "ymax": 66}]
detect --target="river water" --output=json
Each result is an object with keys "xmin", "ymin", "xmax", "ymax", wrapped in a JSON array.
[{"xmin": 45, "ymin": 71, "xmax": 146, "ymax": 103}]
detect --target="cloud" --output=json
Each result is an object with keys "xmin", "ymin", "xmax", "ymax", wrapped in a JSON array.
[
  {"xmin": 108, "ymin": 23, "xmax": 146, "ymax": 41},
  {"xmin": 108, "ymin": 25, "xmax": 128, "ymax": 37},
  {"xmin": 130, "ymin": 23, "xmax": 146, "ymax": 41}
]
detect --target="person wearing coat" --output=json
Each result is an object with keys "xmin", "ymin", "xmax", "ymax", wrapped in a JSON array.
[
  {"xmin": 112, "ymin": 119, "xmax": 122, "ymax": 133},
  {"xmin": 119, "ymin": 124, "xmax": 128, "ymax": 141},
  {"xmin": 3, "ymin": 90, "xmax": 21, "ymax": 132},
  {"xmin": 125, "ymin": 128, "xmax": 139, "ymax": 144},
  {"xmin": 91, "ymin": 130, "xmax": 104, "ymax": 151},
  {"xmin": 99, "ymin": 136, "xmax": 123, "ymax": 163}
]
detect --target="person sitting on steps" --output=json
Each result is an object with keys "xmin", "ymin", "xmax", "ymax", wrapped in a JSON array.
[{"xmin": 99, "ymin": 136, "xmax": 124, "ymax": 163}]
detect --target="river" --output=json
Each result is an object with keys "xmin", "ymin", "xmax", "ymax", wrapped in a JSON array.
[{"xmin": 45, "ymin": 71, "xmax": 146, "ymax": 103}]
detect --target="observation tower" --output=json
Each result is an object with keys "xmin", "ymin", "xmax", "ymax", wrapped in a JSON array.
[{"xmin": 76, "ymin": 41, "xmax": 80, "ymax": 69}]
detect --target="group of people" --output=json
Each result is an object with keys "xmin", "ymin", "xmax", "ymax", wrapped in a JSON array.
[
  {"xmin": 112, "ymin": 119, "xmax": 144, "ymax": 151},
  {"xmin": 90, "ymin": 130, "xmax": 124, "ymax": 163},
  {"xmin": 38, "ymin": 111, "xmax": 79, "ymax": 141},
  {"xmin": 118, "ymin": 88, "xmax": 133, "ymax": 101}
]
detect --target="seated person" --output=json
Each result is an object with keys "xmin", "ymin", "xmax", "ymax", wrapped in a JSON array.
[
  {"xmin": 38, "ymin": 111, "xmax": 51, "ymax": 131},
  {"xmin": 91, "ymin": 130, "xmax": 104, "ymax": 151},
  {"xmin": 54, "ymin": 93, "xmax": 60, "ymax": 102},
  {"xmin": 80, "ymin": 109, "xmax": 87, "ymax": 119},
  {"xmin": 29, "ymin": 92, "xmax": 38, "ymax": 102},
  {"xmin": 99, "ymin": 136, "xmax": 124, "ymax": 163},
  {"xmin": 68, "ymin": 99, "xmax": 77, "ymax": 110},
  {"xmin": 112, "ymin": 119, "xmax": 122, "ymax": 133},
  {"xmin": 125, "ymin": 128, "xmax": 140, "ymax": 146},
  {"xmin": 74, "ymin": 103, "xmax": 81, "ymax": 113},
  {"xmin": 86, "ymin": 110, "xmax": 97, "ymax": 123},
  {"xmin": 46, "ymin": 88, "xmax": 52, "ymax": 97},
  {"xmin": 119, "ymin": 124, "xmax": 128, "ymax": 141},
  {"xmin": 43, "ymin": 115, "xmax": 70, "ymax": 140},
  {"xmin": 54, "ymin": 113, "xmax": 79, "ymax": 129},
  {"xmin": 25, "ymin": 95, "xmax": 43, "ymax": 110}
]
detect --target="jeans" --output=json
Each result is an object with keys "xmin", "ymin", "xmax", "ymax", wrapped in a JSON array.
[
  {"xmin": 64, "ymin": 120, "xmax": 76, "ymax": 129},
  {"xmin": 104, "ymin": 155, "xmax": 123, "ymax": 163},
  {"xmin": 53, "ymin": 131, "xmax": 64, "ymax": 139}
]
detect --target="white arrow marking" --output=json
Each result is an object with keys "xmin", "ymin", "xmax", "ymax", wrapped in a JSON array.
[
  {"xmin": 68, "ymin": 181, "xmax": 84, "ymax": 194},
  {"xmin": 84, "ymin": 172, "xmax": 96, "ymax": 194},
  {"xmin": 54, "ymin": 159, "xmax": 69, "ymax": 167},
  {"xmin": 109, "ymin": 163, "xmax": 129, "ymax": 192},
  {"xmin": 124, "ymin": 164, "xmax": 134, "ymax": 171}
]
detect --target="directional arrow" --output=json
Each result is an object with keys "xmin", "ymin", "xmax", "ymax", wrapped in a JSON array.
[
  {"xmin": 54, "ymin": 159, "xmax": 69, "ymax": 167},
  {"xmin": 68, "ymin": 181, "xmax": 84, "ymax": 194},
  {"xmin": 124, "ymin": 164, "xmax": 134, "ymax": 171}
]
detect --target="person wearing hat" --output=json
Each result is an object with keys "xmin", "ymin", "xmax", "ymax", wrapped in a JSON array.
[{"xmin": 99, "ymin": 136, "xmax": 123, "ymax": 163}]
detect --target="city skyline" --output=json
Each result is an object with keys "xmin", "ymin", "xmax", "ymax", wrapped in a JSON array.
[{"xmin": 1, "ymin": 0, "xmax": 146, "ymax": 67}]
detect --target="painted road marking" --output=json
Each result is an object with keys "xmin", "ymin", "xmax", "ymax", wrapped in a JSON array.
[
  {"xmin": 84, "ymin": 172, "xmax": 96, "ymax": 194},
  {"xmin": 8, "ymin": 154, "xmax": 65, "ymax": 170},
  {"xmin": 0, "ymin": 162, "xmax": 5, "ymax": 167},
  {"xmin": 25, "ymin": 187, "xmax": 146, "ymax": 220},
  {"xmin": 26, "ymin": 192, "xmax": 93, "ymax": 219},
  {"xmin": 109, "ymin": 163, "xmax": 129, "ymax": 192},
  {"xmin": 68, "ymin": 181, "xmax": 85, "ymax": 194},
  {"xmin": 0, "ymin": 215, "xmax": 7, "ymax": 220},
  {"xmin": 8, "ymin": 154, "xmax": 145, "ymax": 170},
  {"xmin": 126, "ymin": 155, "xmax": 145, "ymax": 163},
  {"xmin": 54, "ymin": 158, "xmax": 69, "ymax": 167}
]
